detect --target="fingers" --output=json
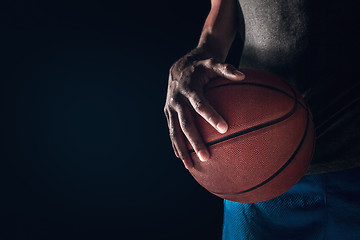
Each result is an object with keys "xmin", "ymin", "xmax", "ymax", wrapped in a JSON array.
[
  {"xmin": 164, "ymin": 56, "xmax": 244, "ymax": 170},
  {"xmin": 168, "ymin": 110, "xmax": 194, "ymax": 169},
  {"xmin": 200, "ymin": 58, "xmax": 246, "ymax": 81},
  {"xmin": 165, "ymin": 110, "xmax": 180, "ymax": 158},
  {"xmin": 176, "ymin": 104, "xmax": 209, "ymax": 162},
  {"xmin": 186, "ymin": 90, "xmax": 229, "ymax": 134}
]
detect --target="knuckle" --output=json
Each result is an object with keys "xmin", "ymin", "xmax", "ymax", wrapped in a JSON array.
[
  {"xmin": 169, "ymin": 128, "xmax": 177, "ymax": 139},
  {"xmin": 187, "ymin": 89, "xmax": 199, "ymax": 100},
  {"xmin": 178, "ymin": 150, "xmax": 186, "ymax": 160},
  {"xmin": 207, "ymin": 113, "xmax": 218, "ymax": 123},
  {"xmin": 224, "ymin": 64, "xmax": 232, "ymax": 72},
  {"xmin": 207, "ymin": 57, "xmax": 217, "ymax": 66},
  {"xmin": 193, "ymin": 141, "xmax": 203, "ymax": 151},
  {"xmin": 215, "ymin": 62, "xmax": 225, "ymax": 71},
  {"xmin": 202, "ymin": 59, "xmax": 211, "ymax": 67},
  {"xmin": 181, "ymin": 84, "xmax": 197, "ymax": 98},
  {"xmin": 169, "ymin": 94, "xmax": 181, "ymax": 107},
  {"xmin": 180, "ymin": 118, "xmax": 192, "ymax": 132},
  {"xmin": 179, "ymin": 81, "xmax": 191, "ymax": 92},
  {"xmin": 194, "ymin": 100, "xmax": 206, "ymax": 112},
  {"xmin": 207, "ymin": 116, "xmax": 215, "ymax": 124},
  {"xmin": 223, "ymin": 63, "xmax": 234, "ymax": 74}
]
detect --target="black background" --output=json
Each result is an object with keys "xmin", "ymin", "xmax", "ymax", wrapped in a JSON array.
[{"xmin": 0, "ymin": 0, "xmax": 235, "ymax": 239}]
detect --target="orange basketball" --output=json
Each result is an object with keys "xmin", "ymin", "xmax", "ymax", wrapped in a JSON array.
[{"xmin": 186, "ymin": 68, "xmax": 315, "ymax": 203}]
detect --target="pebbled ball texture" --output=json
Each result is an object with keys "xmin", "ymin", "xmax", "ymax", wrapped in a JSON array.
[{"xmin": 187, "ymin": 68, "xmax": 315, "ymax": 203}]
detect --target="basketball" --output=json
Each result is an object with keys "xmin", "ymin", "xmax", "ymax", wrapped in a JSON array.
[{"xmin": 186, "ymin": 68, "xmax": 315, "ymax": 203}]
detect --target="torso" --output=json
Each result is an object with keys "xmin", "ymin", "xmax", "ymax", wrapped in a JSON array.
[
  {"xmin": 237, "ymin": 0, "xmax": 360, "ymax": 173},
  {"xmin": 239, "ymin": 0, "xmax": 310, "ymax": 86}
]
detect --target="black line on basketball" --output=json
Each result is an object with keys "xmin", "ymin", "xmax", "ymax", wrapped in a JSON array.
[
  {"xmin": 211, "ymin": 107, "xmax": 310, "ymax": 196},
  {"xmin": 207, "ymin": 82, "xmax": 306, "ymax": 110},
  {"xmin": 188, "ymin": 82, "xmax": 301, "ymax": 153},
  {"xmin": 189, "ymin": 82, "xmax": 311, "ymax": 195}
]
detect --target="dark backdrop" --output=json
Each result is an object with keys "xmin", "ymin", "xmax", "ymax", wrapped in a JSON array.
[{"xmin": 0, "ymin": 0, "xmax": 240, "ymax": 239}]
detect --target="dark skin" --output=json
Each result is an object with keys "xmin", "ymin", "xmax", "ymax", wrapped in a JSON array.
[
  {"xmin": 164, "ymin": 0, "xmax": 244, "ymax": 169},
  {"xmin": 164, "ymin": 0, "xmax": 355, "ymax": 172}
]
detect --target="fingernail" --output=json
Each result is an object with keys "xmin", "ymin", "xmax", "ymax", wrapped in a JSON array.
[
  {"xmin": 217, "ymin": 122, "xmax": 228, "ymax": 133},
  {"xmin": 197, "ymin": 150, "xmax": 209, "ymax": 162},
  {"xmin": 236, "ymin": 71, "xmax": 245, "ymax": 78}
]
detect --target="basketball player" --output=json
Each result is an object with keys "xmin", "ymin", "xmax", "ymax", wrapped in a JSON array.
[{"xmin": 164, "ymin": 0, "xmax": 360, "ymax": 239}]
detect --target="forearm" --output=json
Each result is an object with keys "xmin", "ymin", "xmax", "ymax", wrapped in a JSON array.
[{"xmin": 197, "ymin": 0, "xmax": 239, "ymax": 62}]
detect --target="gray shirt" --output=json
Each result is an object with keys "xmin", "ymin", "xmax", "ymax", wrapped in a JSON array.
[{"xmin": 236, "ymin": 0, "xmax": 360, "ymax": 174}]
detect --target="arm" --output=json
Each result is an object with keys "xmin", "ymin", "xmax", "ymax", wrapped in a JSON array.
[
  {"xmin": 164, "ymin": 0, "xmax": 245, "ymax": 169},
  {"xmin": 198, "ymin": 0, "xmax": 240, "ymax": 62}
]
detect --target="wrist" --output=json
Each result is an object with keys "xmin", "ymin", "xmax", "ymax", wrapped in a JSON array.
[
  {"xmin": 185, "ymin": 46, "xmax": 214, "ymax": 62},
  {"xmin": 197, "ymin": 32, "xmax": 234, "ymax": 62}
]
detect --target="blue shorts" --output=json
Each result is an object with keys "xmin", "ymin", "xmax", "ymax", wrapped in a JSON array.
[{"xmin": 222, "ymin": 167, "xmax": 360, "ymax": 240}]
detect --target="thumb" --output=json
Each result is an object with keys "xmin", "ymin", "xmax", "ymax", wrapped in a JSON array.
[
  {"xmin": 218, "ymin": 63, "xmax": 246, "ymax": 81},
  {"xmin": 204, "ymin": 59, "xmax": 245, "ymax": 81}
]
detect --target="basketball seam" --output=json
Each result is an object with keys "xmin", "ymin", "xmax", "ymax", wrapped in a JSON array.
[
  {"xmin": 188, "ymin": 82, "xmax": 304, "ymax": 153},
  {"xmin": 190, "ymin": 83, "xmax": 311, "ymax": 195},
  {"xmin": 210, "ymin": 106, "xmax": 310, "ymax": 196},
  {"xmin": 207, "ymin": 81, "xmax": 306, "ymax": 109}
]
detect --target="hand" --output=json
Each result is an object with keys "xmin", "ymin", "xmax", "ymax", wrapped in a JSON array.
[{"xmin": 164, "ymin": 48, "xmax": 245, "ymax": 169}]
